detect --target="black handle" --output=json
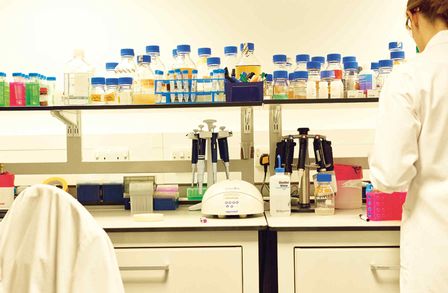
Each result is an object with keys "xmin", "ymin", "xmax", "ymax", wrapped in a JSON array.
[
  {"xmin": 313, "ymin": 138, "xmax": 325, "ymax": 171},
  {"xmin": 275, "ymin": 141, "xmax": 286, "ymax": 169},
  {"xmin": 285, "ymin": 138, "xmax": 296, "ymax": 173},
  {"xmin": 218, "ymin": 138, "xmax": 230, "ymax": 163},
  {"xmin": 191, "ymin": 139, "xmax": 198, "ymax": 164},
  {"xmin": 322, "ymin": 139, "xmax": 334, "ymax": 171},
  {"xmin": 198, "ymin": 138, "xmax": 207, "ymax": 158},
  {"xmin": 298, "ymin": 135, "xmax": 308, "ymax": 170},
  {"xmin": 211, "ymin": 133, "xmax": 218, "ymax": 163}
]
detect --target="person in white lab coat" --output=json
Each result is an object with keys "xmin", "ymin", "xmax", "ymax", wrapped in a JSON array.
[
  {"xmin": 0, "ymin": 184, "xmax": 125, "ymax": 293},
  {"xmin": 369, "ymin": 0, "xmax": 448, "ymax": 292}
]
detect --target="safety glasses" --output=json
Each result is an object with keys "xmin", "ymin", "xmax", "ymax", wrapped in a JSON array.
[{"xmin": 406, "ymin": 7, "xmax": 421, "ymax": 31}]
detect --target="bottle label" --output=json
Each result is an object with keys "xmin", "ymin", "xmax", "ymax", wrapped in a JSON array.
[
  {"xmin": 359, "ymin": 74, "xmax": 373, "ymax": 91},
  {"xmin": 333, "ymin": 69, "xmax": 342, "ymax": 80},
  {"xmin": 306, "ymin": 81, "xmax": 317, "ymax": 98},
  {"xmin": 330, "ymin": 81, "xmax": 343, "ymax": 99}
]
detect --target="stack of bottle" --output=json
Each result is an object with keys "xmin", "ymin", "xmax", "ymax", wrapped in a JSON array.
[{"xmin": 0, "ymin": 72, "xmax": 57, "ymax": 107}]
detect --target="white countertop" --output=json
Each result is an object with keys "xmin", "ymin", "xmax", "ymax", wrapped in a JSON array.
[
  {"xmin": 266, "ymin": 208, "xmax": 401, "ymax": 231},
  {"xmin": 88, "ymin": 206, "xmax": 267, "ymax": 232}
]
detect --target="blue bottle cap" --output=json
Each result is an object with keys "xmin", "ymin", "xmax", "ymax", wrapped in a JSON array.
[
  {"xmin": 172, "ymin": 49, "xmax": 178, "ymax": 57},
  {"xmin": 379, "ymin": 59, "xmax": 393, "ymax": 68},
  {"xmin": 311, "ymin": 56, "xmax": 326, "ymax": 64},
  {"xmin": 168, "ymin": 70, "xmax": 175, "ymax": 74},
  {"xmin": 118, "ymin": 77, "xmax": 133, "ymax": 85},
  {"xmin": 91, "ymin": 77, "xmax": 106, "ymax": 85},
  {"xmin": 0, "ymin": 72, "xmax": 6, "ymax": 77},
  {"xmin": 371, "ymin": 62, "xmax": 379, "ymax": 70},
  {"xmin": 240, "ymin": 42, "xmax": 255, "ymax": 51},
  {"xmin": 47, "ymin": 76, "xmax": 56, "ymax": 81},
  {"xmin": 207, "ymin": 57, "xmax": 221, "ymax": 66},
  {"xmin": 296, "ymin": 54, "xmax": 310, "ymax": 63},
  {"xmin": 175, "ymin": 69, "xmax": 181, "ymax": 73},
  {"xmin": 327, "ymin": 53, "xmax": 341, "ymax": 62},
  {"xmin": 198, "ymin": 47, "xmax": 211, "ymax": 56},
  {"xmin": 275, "ymin": 155, "xmax": 285, "ymax": 173},
  {"xmin": 265, "ymin": 74, "xmax": 273, "ymax": 82},
  {"xmin": 29, "ymin": 73, "xmax": 38, "ymax": 77},
  {"xmin": 317, "ymin": 173, "xmax": 332, "ymax": 182},
  {"xmin": 388, "ymin": 41, "xmax": 403, "ymax": 51},
  {"xmin": 273, "ymin": 54, "xmax": 287, "ymax": 63},
  {"xmin": 120, "ymin": 48, "xmax": 135, "ymax": 57},
  {"xmin": 320, "ymin": 70, "xmax": 335, "ymax": 79},
  {"xmin": 390, "ymin": 51, "xmax": 405, "ymax": 60},
  {"xmin": 137, "ymin": 55, "xmax": 151, "ymax": 64},
  {"xmin": 23, "ymin": 75, "xmax": 29, "ymax": 79},
  {"xmin": 182, "ymin": 69, "xmax": 189, "ymax": 74},
  {"xmin": 155, "ymin": 70, "xmax": 163, "ymax": 75},
  {"xmin": 306, "ymin": 61, "xmax": 321, "ymax": 70},
  {"xmin": 342, "ymin": 56, "xmax": 357, "ymax": 64},
  {"xmin": 344, "ymin": 61, "xmax": 359, "ymax": 70},
  {"xmin": 224, "ymin": 46, "xmax": 238, "ymax": 55},
  {"xmin": 294, "ymin": 71, "xmax": 308, "ymax": 80},
  {"xmin": 177, "ymin": 44, "xmax": 191, "ymax": 53},
  {"xmin": 288, "ymin": 72, "xmax": 295, "ymax": 80},
  {"xmin": 273, "ymin": 70, "xmax": 288, "ymax": 79},
  {"xmin": 12, "ymin": 72, "xmax": 21, "ymax": 77},
  {"xmin": 145, "ymin": 45, "xmax": 160, "ymax": 54},
  {"xmin": 106, "ymin": 78, "xmax": 118, "ymax": 85},
  {"xmin": 366, "ymin": 183, "xmax": 374, "ymax": 193},
  {"xmin": 192, "ymin": 69, "xmax": 198, "ymax": 74},
  {"xmin": 106, "ymin": 62, "xmax": 119, "ymax": 70}
]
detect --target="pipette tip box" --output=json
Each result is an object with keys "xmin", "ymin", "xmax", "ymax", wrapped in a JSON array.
[{"xmin": 225, "ymin": 81, "xmax": 263, "ymax": 102}]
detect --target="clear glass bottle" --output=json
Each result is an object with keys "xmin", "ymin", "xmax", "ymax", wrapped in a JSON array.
[
  {"xmin": 10, "ymin": 72, "xmax": 26, "ymax": 107},
  {"xmin": 207, "ymin": 57, "xmax": 221, "ymax": 75},
  {"xmin": 64, "ymin": 49, "xmax": 93, "ymax": 105},
  {"xmin": 145, "ymin": 45, "xmax": 166, "ymax": 74},
  {"xmin": 105, "ymin": 62, "xmax": 118, "ymax": 79},
  {"xmin": 344, "ymin": 61, "xmax": 360, "ymax": 98},
  {"xmin": 388, "ymin": 41, "xmax": 403, "ymax": 52},
  {"xmin": 169, "ymin": 49, "xmax": 178, "ymax": 72},
  {"xmin": 154, "ymin": 70, "xmax": 165, "ymax": 103},
  {"xmin": 134, "ymin": 55, "xmax": 156, "ymax": 104},
  {"xmin": 176, "ymin": 44, "xmax": 196, "ymax": 79},
  {"xmin": 272, "ymin": 70, "xmax": 289, "ymax": 100},
  {"xmin": 306, "ymin": 61, "xmax": 321, "ymax": 99},
  {"xmin": 89, "ymin": 77, "xmax": 105, "ymax": 104},
  {"xmin": 264, "ymin": 73, "xmax": 273, "ymax": 99},
  {"xmin": 294, "ymin": 54, "xmax": 310, "ymax": 72},
  {"xmin": 326, "ymin": 53, "xmax": 343, "ymax": 80},
  {"xmin": 390, "ymin": 51, "xmax": 406, "ymax": 68},
  {"xmin": 314, "ymin": 173, "xmax": 335, "ymax": 215},
  {"xmin": 196, "ymin": 47, "xmax": 212, "ymax": 78},
  {"xmin": 293, "ymin": 71, "xmax": 308, "ymax": 99},
  {"xmin": 115, "ymin": 48, "xmax": 137, "ymax": 79},
  {"xmin": 273, "ymin": 54, "xmax": 288, "ymax": 71},
  {"xmin": 0, "ymin": 72, "xmax": 9, "ymax": 106},
  {"xmin": 104, "ymin": 78, "xmax": 119, "ymax": 104},
  {"xmin": 46, "ymin": 76, "xmax": 57, "ymax": 106},
  {"xmin": 359, "ymin": 64, "xmax": 375, "ymax": 98},
  {"xmin": 311, "ymin": 56, "xmax": 326, "ymax": 67},
  {"xmin": 236, "ymin": 42, "xmax": 261, "ymax": 78},
  {"xmin": 223, "ymin": 46, "xmax": 238, "ymax": 75},
  {"xmin": 376, "ymin": 59, "xmax": 393, "ymax": 92},
  {"xmin": 118, "ymin": 77, "xmax": 133, "ymax": 105},
  {"xmin": 288, "ymin": 72, "xmax": 295, "ymax": 99},
  {"xmin": 319, "ymin": 70, "xmax": 333, "ymax": 99}
]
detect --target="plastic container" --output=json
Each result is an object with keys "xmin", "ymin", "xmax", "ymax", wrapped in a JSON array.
[
  {"xmin": 176, "ymin": 44, "xmax": 196, "ymax": 79},
  {"xmin": 115, "ymin": 48, "xmax": 137, "ymax": 79},
  {"xmin": 0, "ymin": 72, "xmax": 9, "ymax": 106},
  {"xmin": 0, "ymin": 168, "xmax": 15, "ymax": 210},
  {"xmin": 366, "ymin": 190, "xmax": 407, "ymax": 221},
  {"xmin": 46, "ymin": 76, "xmax": 57, "ymax": 106},
  {"xmin": 306, "ymin": 61, "xmax": 321, "ymax": 98},
  {"xmin": 315, "ymin": 173, "xmax": 335, "ymax": 215},
  {"xmin": 76, "ymin": 184, "xmax": 100, "ymax": 204},
  {"xmin": 273, "ymin": 70, "xmax": 289, "ymax": 100},
  {"xmin": 225, "ymin": 81, "xmax": 263, "ymax": 102},
  {"xmin": 326, "ymin": 53, "xmax": 343, "ymax": 80},
  {"xmin": 293, "ymin": 71, "xmax": 308, "ymax": 99},
  {"xmin": 223, "ymin": 46, "xmax": 238, "ymax": 74},
  {"xmin": 273, "ymin": 54, "xmax": 288, "ymax": 71},
  {"xmin": 319, "ymin": 70, "xmax": 333, "ymax": 99},
  {"xmin": 89, "ymin": 77, "xmax": 106, "ymax": 104},
  {"xmin": 145, "ymin": 45, "xmax": 166, "ymax": 74},
  {"xmin": 103, "ymin": 183, "xmax": 124, "ymax": 204},
  {"xmin": 269, "ymin": 158, "xmax": 291, "ymax": 217},
  {"xmin": 27, "ymin": 73, "xmax": 40, "ymax": 106},
  {"xmin": 344, "ymin": 61, "xmax": 361, "ymax": 98},
  {"xmin": 334, "ymin": 164, "xmax": 363, "ymax": 209},
  {"xmin": 10, "ymin": 73, "xmax": 26, "ymax": 107},
  {"xmin": 64, "ymin": 49, "xmax": 93, "ymax": 105},
  {"xmin": 196, "ymin": 47, "xmax": 212, "ymax": 78},
  {"xmin": 118, "ymin": 77, "xmax": 133, "ymax": 104},
  {"xmin": 294, "ymin": 54, "xmax": 310, "ymax": 72},
  {"xmin": 264, "ymin": 73, "xmax": 273, "ymax": 99},
  {"xmin": 105, "ymin": 62, "xmax": 118, "ymax": 79},
  {"xmin": 134, "ymin": 55, "xmax": 156, "ymax": 104},
  {"xmin": 236, "ymin": 42, "xmax": 261, "ymax": 78},
  {"xmin": 104, "ymin": 78, "xmax": 119, "ymax": 104},
  {"xmin": 376, "ymin": 59, "xmax": 393, "ymax": 92},
  {"xmin": 391, "ymin": 51, "xmax": 406, "ymax": 67}
]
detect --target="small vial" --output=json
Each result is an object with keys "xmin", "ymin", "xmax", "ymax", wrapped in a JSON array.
[
  {"xmin": 294, "ymin": 54, "xmax": 310, "ymax": 72},
  {"xmin": 264, "ymin": 73, "xmax": 273, "ymax": 99},
  {"xmin": 118, "ymin": 77, "xmax": 133, "ymax": 104},
  {"xmin": 344, "ymin": 62, "xmax": 361, "ymax": 98},
  {"xmin": 89, "ymin": 77, "xmax": 106, "ymax": 104},
  {"xmin": 104, "ymin": 78, "xmax": 119, "ymax": 104},
  {"xmin": 168, "ymin": 70, "xmax": 176, "ymax": 103},
  {"xmin": 154, "ymin": 70, "xmax": 165, "ymax": 103},
  {"xmin": 191, "ymin": 69, "xmax": 198, "ymax": 102},
  {"xmin": 213, "ymin": 69, "xmax": 225, "ymax": 102},
  {"xmin": 293, "ymin": 71, "xmax": 308, "ymax": 99},
  {"xmin": 306, "ymin": 61, "xmax": 321, "ymax": 99},
  {"xmin": 182, "ymin": 69, "xmax": 190, "ymax": 102},
  {"xmin": 272, "ymin": 70, "xmax": 289, "ymax": 100},
  {"xmin": 175, "ymin": 69, "xmax": 184, "ymax": 102},
  {"xmin": 319, "ymin": 70, "xmax": 334, "ymax": 99},
  {"xmin": 273, "ymin": 54, "xmax": 288, "ymax": 71}
]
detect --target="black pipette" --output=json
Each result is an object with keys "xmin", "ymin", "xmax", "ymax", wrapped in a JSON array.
[
  {"xmin": 284, "ymin": 137, "xmax": 296, "ymax": 174},
  {"xmin": 218, "ymin": 134, "xmax": 231, "ymax": 179},
  {"xmin": 211, "ymin": 132, "xmax": 218, "ymax": 183}
]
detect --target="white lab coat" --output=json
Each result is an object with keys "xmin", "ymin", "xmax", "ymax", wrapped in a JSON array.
[
  {"xmin": 0, "ymin": 184, "xmax": 125, "ymax": 293},
  {"xmin": 370, "ymin": 30, "xmax": 448, "ymax": 292}
]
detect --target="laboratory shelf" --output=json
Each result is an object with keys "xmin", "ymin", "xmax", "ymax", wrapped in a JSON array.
[
  {"xmin": 0, "ymin": 101, "xmax": 263, "ymax": 111},
  {"xmin": 263, "ymin": 98, "xmax": 379, "ymax": 104}
]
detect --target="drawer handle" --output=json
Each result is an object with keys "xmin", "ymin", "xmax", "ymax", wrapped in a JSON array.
[
  {"xmin": 119, "ymin": 265, "xmax": 170, "ymax": 272},
  {"xmin": 370, "ymin": 264, "xmax": 400, "ymax": 271}
]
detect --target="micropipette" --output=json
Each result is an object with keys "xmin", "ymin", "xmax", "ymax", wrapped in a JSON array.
[
  {"xmin": 191, "ymin": 129, "xmax": 199, "ymax": 187},
  {"xmin": 211, "ymin": 132, "xmax": 218, "ymax": 183},
  {"xmin": 218, "ymin": 126, "xmax": 231, "ymax": 179},
  {"xmin": 197, "ymin": 125, "xmax": 206, "ymax": 194},
  {"xmin": 297, "ymin": 128, "xmax": 310, "ymax": 188}
]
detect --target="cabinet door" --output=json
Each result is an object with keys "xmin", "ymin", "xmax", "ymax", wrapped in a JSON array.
[
  {"xmin": 295, "ymin": 247, "xmax": 400, "ymax": 293},
  {"xmin": 116, "ymin": 247, "xmax": 243, "ymax": 293}
]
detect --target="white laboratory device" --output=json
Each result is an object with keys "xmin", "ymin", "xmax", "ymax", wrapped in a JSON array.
[{"xmin": 201, "ymin": 179, "xmax": 264, "ymax": 218}]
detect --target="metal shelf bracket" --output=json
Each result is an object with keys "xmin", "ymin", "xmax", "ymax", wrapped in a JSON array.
[{"xmin": 51, "ymin": 110, "xmax": 81, "ymax": 137}]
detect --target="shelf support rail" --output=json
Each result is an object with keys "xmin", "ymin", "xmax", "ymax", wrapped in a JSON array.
[{"xmin": 51, "ymin": 110, "xmax": 81, "ymax": 137}]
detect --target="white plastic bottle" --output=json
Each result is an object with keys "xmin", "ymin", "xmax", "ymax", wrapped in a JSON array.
[{"xmin": 270, "ymin": 156, "xmax": 291, "ymax": 217}]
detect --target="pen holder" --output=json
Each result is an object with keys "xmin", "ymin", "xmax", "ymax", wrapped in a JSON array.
[{"xmin": 225, "ymin": 81, "xmax": 263, "ymax": 102}]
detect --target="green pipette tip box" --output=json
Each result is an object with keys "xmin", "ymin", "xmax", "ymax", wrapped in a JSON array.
[{"xmin": 187, "ymin": 186, "xmax": 207, "ymax": 201}]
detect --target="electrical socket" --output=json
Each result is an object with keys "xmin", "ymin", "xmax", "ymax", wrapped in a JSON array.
[
  {"xmin": 95, "ymin": 148, "xmax": 129, "ymax": 161},
  {"xmin": 171, "ymin": 149, "xmax": 192, "ymax": 161}
]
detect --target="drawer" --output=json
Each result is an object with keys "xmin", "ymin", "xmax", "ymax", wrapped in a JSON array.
[
  {"xmin": 295, "ymin": 247, "xmax": 400, "ymax": 293},
  {"xmin": 116, "ymin": 247, "xmax": 243, "ymax": 293}
]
